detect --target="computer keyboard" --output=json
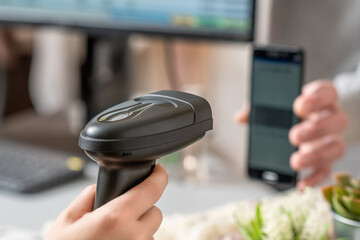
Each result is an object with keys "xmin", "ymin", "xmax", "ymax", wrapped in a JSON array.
[{"xmin": 0, "ymin": 138, "xmax": 85, "ymax": 193}]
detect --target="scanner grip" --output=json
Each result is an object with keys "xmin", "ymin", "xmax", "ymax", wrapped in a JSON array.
[{"xmin": 94, "ymin": 161, "xmax": 156, "ymax": 209}]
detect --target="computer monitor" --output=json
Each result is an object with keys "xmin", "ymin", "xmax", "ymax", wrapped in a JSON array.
[{"xmin": 0, "ymin": 0, "xmax": 256, "ymax": 41}]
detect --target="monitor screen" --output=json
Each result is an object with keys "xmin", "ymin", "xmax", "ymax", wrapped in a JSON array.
[{"xmin": 0, "ymin": 0, "xmax": 255, "ymax": 41}]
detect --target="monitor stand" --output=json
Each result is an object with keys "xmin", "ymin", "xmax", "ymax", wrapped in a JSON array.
[{"xmin": 81, "ymin": 34, "xmax": 132, "ymax": 121}]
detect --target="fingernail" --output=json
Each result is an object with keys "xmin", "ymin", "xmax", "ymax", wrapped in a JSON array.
[{"xmin": 157, "ymin": 163, "xmax": 165, "ymax": 169}]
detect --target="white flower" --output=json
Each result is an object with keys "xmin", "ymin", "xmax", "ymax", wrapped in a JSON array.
[
  {"xmin": 261, "ymin": 204, "xmax": 294, "ymax": 240},
  {"xmin": 155, "ymin": 188, "xmax": 331, "ymax": 240}
]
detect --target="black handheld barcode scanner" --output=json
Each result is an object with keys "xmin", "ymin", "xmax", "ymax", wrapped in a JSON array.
[{"xmin": 79, "ymin": 90, "xmax": 213, "ymax": 209}]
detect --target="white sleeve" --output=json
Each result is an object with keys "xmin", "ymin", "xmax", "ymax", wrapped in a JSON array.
[{"xmin": 333, "ymin": 63, "xmax": 360, "ymax": 145}]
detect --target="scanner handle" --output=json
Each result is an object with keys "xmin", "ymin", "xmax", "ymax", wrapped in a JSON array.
[{"xmin": 94, "ymin": 160, "xmax": 156, "ymax": 209}]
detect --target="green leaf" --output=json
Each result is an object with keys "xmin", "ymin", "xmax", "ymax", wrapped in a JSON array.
[
  {"xmin": 334, "ymin": 173, "xmax": 352, "ymax": 187},
  {"xmin": 256, "ymin": 204, "xmax": 263, "ymax": 228},
  {"xmin": 344, "ymin": 186, "xmax": 360, "ymax": 198},
  {"xmin": 334, "ymin": 173, "xmax": 360, "ymax": 190},
  {"xmin": 322, "ymin": 185, "xmax": 334, "ymax": 204},
  {"xmin": 280, "ymin": 206, "xmax": 298, "ymax": 239},
  {"xmin": 341, "ymin": 195, "xmax": 360, "ymax": 216},
  {"xmin": 234, "ymin": 205, "xmax": 264, "ymax": 240},
  {"xmin": 234, "ymin": 214, "xmax": 254, "ymax": 240},
  {"xmin": 333, "ymin": 186, "xmax": 348, "ymax": 197},
  {"xmin": 332, "ymin": 192, "xmax": 359, "ymax": 221},
  {"xmin": 250, "ymin": 219, "xmax": 262, "ymax": 240}
]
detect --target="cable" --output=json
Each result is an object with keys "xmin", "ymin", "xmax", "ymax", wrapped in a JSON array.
[
  {"xmin": 0, "ymin": 66, "xmax": 7, "ymax": 125},
  {"xmin": 163, "ymin": 39, "xmax": 180, "ymax": 90}
]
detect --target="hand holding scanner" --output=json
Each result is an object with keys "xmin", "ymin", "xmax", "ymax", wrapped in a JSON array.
[{"xmin": 79, "ymin": 90, "xmax": 213, "ymax": 209}]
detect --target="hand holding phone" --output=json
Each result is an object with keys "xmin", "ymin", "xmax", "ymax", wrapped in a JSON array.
[
  {"xmin": 289, "ymin": 81, "xmax": 347, "ymax": 189},
  {"xmin": 247, "ymin": 45, "xmax": 304, "ymax": 190}
]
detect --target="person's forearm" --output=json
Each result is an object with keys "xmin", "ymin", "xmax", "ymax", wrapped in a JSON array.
[{"xmin": 333, "ymin": 63, "xmax": 360, "ymax": 145}]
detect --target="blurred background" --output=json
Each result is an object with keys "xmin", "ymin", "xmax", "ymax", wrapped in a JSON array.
[{"xmin": 0, "ymin": 0, "xmax": 359, "ymax": 232}]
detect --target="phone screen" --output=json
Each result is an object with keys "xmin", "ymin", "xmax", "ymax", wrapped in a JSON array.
[{"xmin": 248, "ymin": 47, "xmax": 303, "ymax": 182}]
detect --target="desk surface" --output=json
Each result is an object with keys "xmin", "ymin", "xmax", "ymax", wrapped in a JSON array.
[
  {"xmin": 0, "ymin": 162, "xmax": 276, "ymax": 231},
  {"xmin": 0, "ymin": 144, "xmax": 359, "ymax": 231}
]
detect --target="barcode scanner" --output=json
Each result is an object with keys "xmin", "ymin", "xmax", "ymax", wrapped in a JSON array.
[{"xmin": 79, "ymin": 90, "xmax": 213, "ymax": 209}]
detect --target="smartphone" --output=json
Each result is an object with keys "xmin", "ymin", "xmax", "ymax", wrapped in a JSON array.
[{"xmin": 247, "ymin": 45, "xmax": 304, "ymax": 190}]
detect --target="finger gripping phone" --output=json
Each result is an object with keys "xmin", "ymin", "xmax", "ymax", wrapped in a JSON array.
[{"xmin": 247, "ymin": 45, "xmax": 304, "ymax": 190}]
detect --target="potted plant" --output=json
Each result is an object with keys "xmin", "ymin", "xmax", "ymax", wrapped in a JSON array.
[{"xmin": 323, "ymin": 173, "xmax": 360, "ymax": 239}]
